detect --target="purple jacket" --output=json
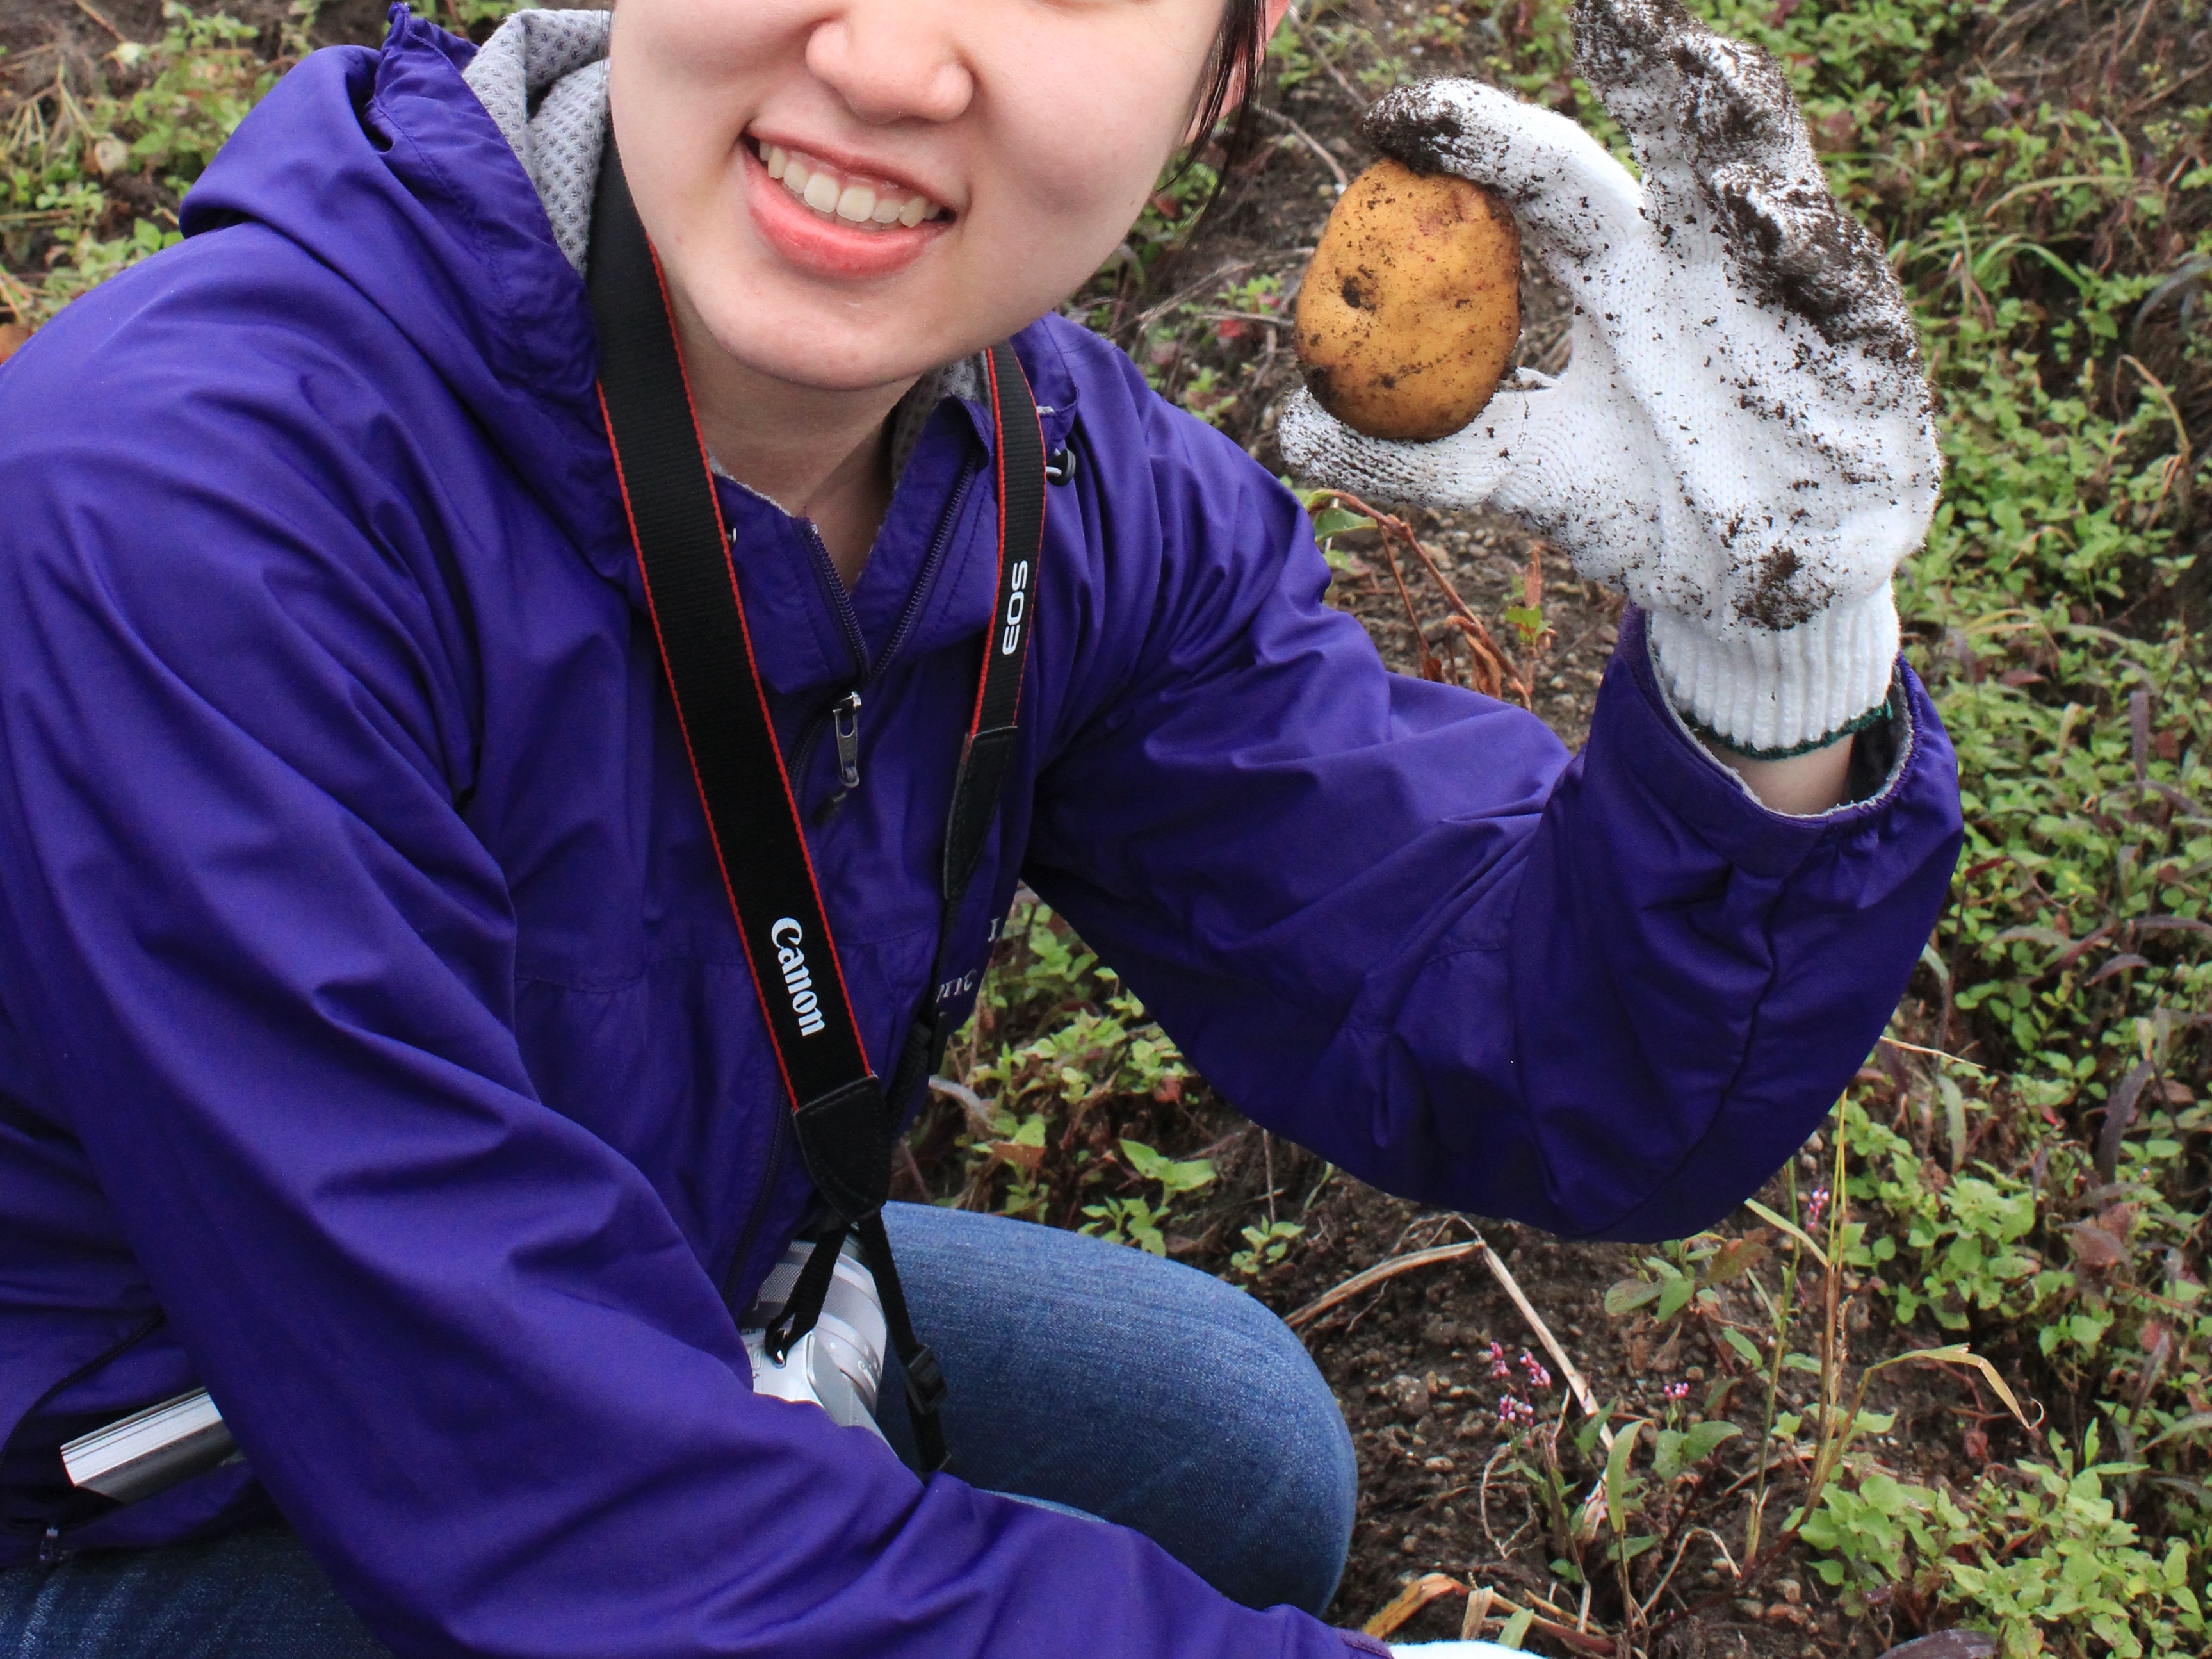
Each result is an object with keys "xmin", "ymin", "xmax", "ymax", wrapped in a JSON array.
[{"xmin": 0, "ymin": 13, "xmax": 1961, "ymax": 1656}]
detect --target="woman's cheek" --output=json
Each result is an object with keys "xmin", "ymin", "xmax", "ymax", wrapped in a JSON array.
[{"xmin": 998, "ymin": 97, "xmax": 1180, "ymax": 263}]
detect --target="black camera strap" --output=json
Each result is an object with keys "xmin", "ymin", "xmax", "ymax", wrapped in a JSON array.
[{"xmin": 588, "ymin": 140, "xmax": 1046, "ymax": 1475}]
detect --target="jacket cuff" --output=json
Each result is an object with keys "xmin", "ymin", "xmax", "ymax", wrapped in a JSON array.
[
  {"xmin": 1338, "ymin": 1635, "xmax": 1394, "ymax": 1656},
  {"xmin": 1647, "ymin": 583, "xmax": 1899, "ymax": 755},
  {"xmin": 1604, "ymin": 605, "xmax": 1929, "ymax": 869}
]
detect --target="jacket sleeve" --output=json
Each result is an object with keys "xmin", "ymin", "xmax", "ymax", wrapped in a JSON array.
[
  {"xmin": 0, "ymin": 289, "xmax": 1356, "ymax": 1659},
  {"xmin": 1021, "ymin": 387, "xmax": 1963, "ymax": 1242}
]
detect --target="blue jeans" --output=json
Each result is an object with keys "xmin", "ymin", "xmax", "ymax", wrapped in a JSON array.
[{"xmin": 0, "ymin": 1205, "xmax": 1356, "ymax": 1656}]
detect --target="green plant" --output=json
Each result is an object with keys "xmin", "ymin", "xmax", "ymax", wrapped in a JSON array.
[
  {"xmin": 2, "ymin": 4, "xmax": 276, "ymax": 322},
  {"xmin": 1839, "ymin": 1098, "xmax": 2072, "ymax": 1331},
  {"xmin": 1805, "ymin": 1426, "xmax": 2207, "ymax": 1658},
  {"xmin": 407, "ymin": 0, "xmax": 528, "ymax": 28},
  {"xmin": 1080, "ymin": 1138, "xmax": 1216, "ymax": 1255},
  {"xmin": 912, "ymin": 899, "xmax": 1239, "ymax": 1256},
  {"xmin": 1283, "ymin": 482, "xmax": 1375, "ymax": 573},
  {"xmin": 1177, "ymin": 363, "xmax": 1236, "ymax": 427},
  {"xmin": 1585, "ymin": 1124, "xmax": 2037, "ymax": 1647},
  {"xmin": 1230, "ymin": 1218, "xmax": 1304, "ymax": 1277}
]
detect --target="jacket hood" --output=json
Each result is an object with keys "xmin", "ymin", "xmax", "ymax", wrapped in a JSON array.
[{"xmin": 181, "ymin": 10, "xmax": 624, "ymax": 579}]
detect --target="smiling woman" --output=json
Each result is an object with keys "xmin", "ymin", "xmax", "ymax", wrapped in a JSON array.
[
  {"xmin": 0, "ymin": 3, "xmax": 1962, "ymax": 1658},
  {"xmin": 603, "ymin": 0, "xmax": 1286, "ymax": 580}
]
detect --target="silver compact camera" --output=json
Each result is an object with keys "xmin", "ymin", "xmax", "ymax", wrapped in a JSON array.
[{"xmin": 739, "ymin": 1236, "xmax": 890, "ymax": 1442}]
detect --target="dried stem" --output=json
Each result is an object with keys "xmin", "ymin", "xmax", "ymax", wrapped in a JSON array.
[
  {"xmin": 1368, "ymin": 518, "xmax": 1445, "ymax": 682},
  {"xmin": 72, "ymin": 0, "xmax": 124, "ymax": 40},
  {"xmin": 1251, "ymin": 104, "xmax": 1350, "ymax": 192},
  {"xmin": 926, "ymin": 1075, "xmax": 996, "ymax": 1138},
  {"xmin": 1312, "ymin": 489, "xmax": 1554, "ymax": 708},
  {"xmin": 1468, "ymin": 1224, "xmax": 1613, "ymax": 1451},
  {"xmin": 1285, "ymin": 1239, "xmax": 1484, "ymax": 1328}
]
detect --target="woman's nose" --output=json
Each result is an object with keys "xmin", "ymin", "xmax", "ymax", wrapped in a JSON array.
[{"xmin": 804, "ymin": 2, "xmax": 974, "ymax": 126}]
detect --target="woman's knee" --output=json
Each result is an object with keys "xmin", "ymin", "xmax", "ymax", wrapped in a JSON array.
[
  {"xmin": 877, "ymin": 1204, "xmax": 1356, "ymax": 1612},
  {"xmin": 1183, "ymin": 1284, "xmax": 1356, "ymax": 1612}
]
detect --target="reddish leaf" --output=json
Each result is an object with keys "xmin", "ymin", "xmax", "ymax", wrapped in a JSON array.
[
  {"xmin": 2096, "ymin": 1063, "xmax": 2156, "ymax": 1184},
  {"xmin": 2066, "ymin": 1223, "xmax": 2126, "ymax": 1269}
]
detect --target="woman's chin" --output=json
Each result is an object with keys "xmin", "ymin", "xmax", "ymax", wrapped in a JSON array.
[{"xmin": 692, "ymin": 302, "xmax": 975, "ymax": 396}]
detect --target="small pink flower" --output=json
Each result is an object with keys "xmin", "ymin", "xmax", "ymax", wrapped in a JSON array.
[
  {"xmin": 1805, "ymin": 1188, "xmax": 1830, "ymax": 1226},
  {"xmin": 1663, "ymin": 1380, "xmax": 1691, "ymax": 1402},
  {"xmin": 1487, "ymin": 1341, "xmax": 1511, "ymax": 1381},
  {"xmin": 1520, "ymin": 1350, "xmax": 1552, "ymax": 1391}
]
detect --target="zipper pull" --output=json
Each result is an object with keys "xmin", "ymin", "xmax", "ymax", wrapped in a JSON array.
[{"xmin": 831, "ymin": 690, "xmax": 863, "ymax": 792}]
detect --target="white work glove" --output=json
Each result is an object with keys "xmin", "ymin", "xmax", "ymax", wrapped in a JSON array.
[
  {"xmin": 1279, "ymin": 0, "xmax": 1940, "ymax": 756},
  {"xmin": 1390, "ymin": 1645, "xmax": 1520, "ymax": 1657}
]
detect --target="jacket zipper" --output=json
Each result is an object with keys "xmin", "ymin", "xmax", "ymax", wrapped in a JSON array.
[
  {"xmin": 829, "ymin": 692, "xmax": 862, "ymax": 792},
  {"xmin": 786, "ymin": 466, "xmax": 977, "ymax": 812},
  {"xmin": 797, "ymin": 521, "xmax": 868, "ymax": 681},
  {"xmin": 874, "ymin": 466, "xmax": 975, "ymax": 674}
]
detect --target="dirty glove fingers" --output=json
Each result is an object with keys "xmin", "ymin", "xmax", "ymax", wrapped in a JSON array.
[
  {"xmin": 1359, "ymin": 79, "xmax": 1645, "ymax": 270},
  {"xmin": 1570, "ymin": 0, "xmax": 1807, "ymax": 208},
  {"xmin": 1573, "ymin": 0, "xmax": 1919, "ymax": 364},
  {"xmin": 1280, "ymin": 375, "xmax": 1669, "ymax": 588},
  {"xmin": 1569, "ymin": 0, "xmax": 1716, "ymax": 192}
]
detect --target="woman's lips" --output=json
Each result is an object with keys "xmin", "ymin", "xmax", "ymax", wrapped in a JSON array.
[{"xmin": 742, "ymin": 142, "xmax": 949, "ymax": 281}]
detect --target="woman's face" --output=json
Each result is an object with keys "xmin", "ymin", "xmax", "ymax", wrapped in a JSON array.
[{"xmin": 607, "ymin": 0, "xmax": 1251, "ymax": 394}]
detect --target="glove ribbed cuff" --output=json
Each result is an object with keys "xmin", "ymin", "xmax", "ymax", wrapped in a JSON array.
[{"xmin": 1647, "ymin": 585, "xmax": 1900, "ymax": 756}]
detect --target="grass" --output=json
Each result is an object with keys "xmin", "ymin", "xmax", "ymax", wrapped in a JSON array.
[{"xmin": 4, "ymin": 0, "xmax": 2209, "ymax": 1652}]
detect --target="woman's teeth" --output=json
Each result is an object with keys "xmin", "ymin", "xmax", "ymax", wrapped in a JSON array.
[{"xmin": 760, "ymin": 143, "xmax": 945, "ymax": 231}]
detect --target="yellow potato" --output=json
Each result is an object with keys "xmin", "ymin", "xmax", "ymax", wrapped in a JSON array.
[{"xmin": 1294, "ymin": 159, "xmax": 1521, "ymax": 442}]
